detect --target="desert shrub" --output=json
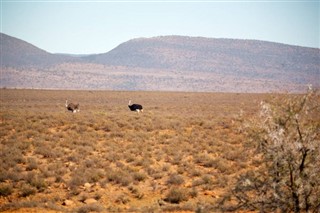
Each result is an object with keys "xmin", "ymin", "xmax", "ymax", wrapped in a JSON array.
[
  {"xmin": 176, "ymin": 165, "xmax": 186, "ymax": 175},
  {"xmin": 214, "ymin": 175, "xmax": 229, "ymax": 188},
  {"xmin": 84, "ymin": 159, "xmax": 96, "ymax": 168},
  {"xmin": 67, "ymin": 153, "xmax": 82, "ymax": 163},
  {"xmin": 0, "ymin": 183, "xmax": 13, "ymax": 196},
  {"xmin": 26, "ymin": 157, "xmax": 38, "ymax": 171},
  {"xmin": 34, "ymin": 141, "xmax": 57, "ymax": 158},
  {"xmin": 87, "ymin": 169, "xmax": 105, "ymax": 183},
  {"xmin": 25, "ymin": 128, "xmax": 41, "ymax": 139},
  {"xmin": 1, "ymin": 146, "xmax": 26, "ymax": 169},
  {"xmin": 221, "ymin": 88, "xmax": 320, "ymax": 212},
  {"xmin": 115, "ymin": 193, "xmax": 130, "ymax": 204},
  {"xmin": 201, "ymin": 174, "xmax": 213, "ymax": 185},
  {"xmin": 24, "ymin": 172, "xmax": 47, "ymax": 191},
  {"xmin": 132, "ymin": 157, "xmax": 145, "ymax": 167},
  {"xmin": 107, "ymin": 169, "xmax": 133, "ymax": 186},
  {"xmin": 0, "ymin": 170, "xmax": 22, "ymax": 182},
  {"xmin": 192, "ymin": 174, "xmax": 212, "ymax": 187},
  {"xmin": 128, "ymin": 185, "xmax": 144, "ymax": 199},
  {"xmin": 20, "ymin": 184, "xmax": 37, "ymax": 197},
  {"xmin": 222, "ymin": 148, "xmax": 243, "ymax": 161},
  {"xmin": 190, "ymin": 187, "xmax": 198, "ymax": 198},
  {"xmin": 166, "ymin": 173, "xmax": 185, "ymax": 185},
  {"xmin": 94, "ymin": 192, "xmax": 102, "ymax": 200},
  {"xmin": 0, "ymin": 200, "xmax": 40, "ymax": 212},
  {"xmin": 104, "ymin": 151, "xmax": 121, "ymax": 163},
  {"xmin": 171, "ymin": 153, "xmax": 184, "ymax": 165},
  {"xmin": 202, "ymin": 158, "xmax": 218, "ymax": 168},
  {"xmin": 189, "ymin": 167, "xmax": 202, "ymax": 177},
  {"xmin": 47, "ymin": 162, "xmax": 67, "ymax": 176},
  {"xmin": 149, "ymin": 168, "xmax": 164, "ymax": 180},
  {"xmin": 193, "ymin": 153, "xmax": 211, "ymax": 166},
  {"xmin": 78, "ymin": 192, "xmax": 89, "ymax": 202},
  {"xmin": 69, "ymin": 173, "xmax": 87, "ymax": 190},
  {"xmin": 192, "ymin": 178, "xmax": 204, "ymax": 187},
  {"xmin": 77, "ymin": 203, "xmax": 105, "ymax": 213},
  {"xmin": 125, "ymin": 153, "xmax": 135, "ymax": 163},
  {"xmin": 194, "ymin": 153, "xmax": 230, "ymax": 173},
  {"xmin": 110, "ymin": 131, "xmax": 125, "ymax": 138},
  {"xmin": 162, "ymin": 163, "xmax": 171, "ymax": 172},
  {"xmin": 69, "ymin": 167, "xmax": 104, "ymax": 187},
  {"xmin": 30, "ymin": 177, "xmax": 47, "ymax": 191},
  {"xmin": 214, "ymin": 158, "xmax": 231, "ymax": 174},
  {"xmin": 132, "ymin": 171, "xmax": 147, "ymax": 182},
  {"xmin": 164, "ymin": 187, "xmax": 188, "ymax": 204}
]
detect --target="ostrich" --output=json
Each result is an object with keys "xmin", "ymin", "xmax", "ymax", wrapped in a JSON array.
[
  {"xmin": 65, "ymin": 100, "xmax": 80, "ymax": 113},
  {"xmin": 128, "ymin": 100, "xmax": 143, "ymax": 113}
]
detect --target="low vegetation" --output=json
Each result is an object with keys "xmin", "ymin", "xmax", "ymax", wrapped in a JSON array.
[{"xmin": 0, "ymin": 89, "xmax": 319, "ymax": 212}]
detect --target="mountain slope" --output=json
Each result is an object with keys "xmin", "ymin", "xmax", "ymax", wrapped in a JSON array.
[
  {"xmin": 1, "ymin": 33, "xmax": 319, "ymax": 92},
  {"xmin": 83, "ymin": 36, "xmax": 319, "ymax": 91},
  {"xmin": 85, "ymin": 36, "xmax": 319, "ymax": 76},
  {"xmin": 0, "ymin": 33, "xmax": 77, "ymax": 67}
]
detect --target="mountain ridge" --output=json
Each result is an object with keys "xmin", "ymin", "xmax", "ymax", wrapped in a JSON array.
[
  {"xmin": 1, "ymin": 33, "xmax": 319, "ymax": 92},
  {"xmin": 85, "ymin": 35, "xmax": 319, "ymax": 73},
  {"xmin": 0, "ymin": 33, "xmax": 79, "ymax": 67}
]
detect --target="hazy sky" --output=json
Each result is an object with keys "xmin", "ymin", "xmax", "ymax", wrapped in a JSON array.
[{"xmin": 1, "ymin": 0, "xmax": 319, "ymax": 54}]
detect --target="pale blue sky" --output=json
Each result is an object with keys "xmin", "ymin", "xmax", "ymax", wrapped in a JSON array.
[{"xmin": 1, "ymin": 0, "xmax": 319, "ymax": 54}]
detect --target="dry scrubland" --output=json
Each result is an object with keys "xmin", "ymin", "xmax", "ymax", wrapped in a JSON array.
[{"xmin": 0, "ymin": 89, "xmax": 318, "ymax": 212}]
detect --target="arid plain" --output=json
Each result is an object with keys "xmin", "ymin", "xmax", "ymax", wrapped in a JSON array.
[{"xmin": 0, "ymin": 89, "xmax": 294, "ymax": 212}]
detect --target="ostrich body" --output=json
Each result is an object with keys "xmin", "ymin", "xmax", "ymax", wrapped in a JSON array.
[
  {"xmin": 65, "ymin": 100, "xmax": 80, "ymax": 113},
  {"xmin": 128, "ymin": 100, "xmax": 143, "ymax": 113}
]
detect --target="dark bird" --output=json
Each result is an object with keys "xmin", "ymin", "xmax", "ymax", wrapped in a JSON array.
[
  {"xmin": 65, "ymin": 100, "xmax": 80, "ymax": 113},
  {"xmin": 128, "ymin": 100, "xmax": 143, "ymax": 113}
]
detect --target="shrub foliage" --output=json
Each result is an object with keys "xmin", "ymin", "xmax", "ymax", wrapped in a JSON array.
[{"xmin": 222, "ymin": 88, "xmax": 320, "ymax": 212}]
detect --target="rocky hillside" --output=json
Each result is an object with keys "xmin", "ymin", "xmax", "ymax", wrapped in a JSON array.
[{"xmin": 1, "ymin": 33, "xmax": 319, "ymax": 92}]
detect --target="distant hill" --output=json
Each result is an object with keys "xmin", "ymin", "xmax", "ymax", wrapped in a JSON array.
[
  {"xmin": 85, "ymin": 36, "xmax": 319, "ymax": 82},
  {"xmin": 0, "ymin": 33, "xmax": 78, "ymax": 67},
  {"xmin": 1, "ymin": 33, "xmax": 319, "ymax": 92}
]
